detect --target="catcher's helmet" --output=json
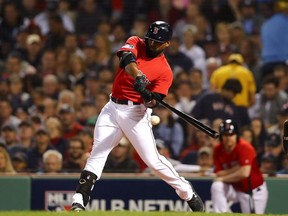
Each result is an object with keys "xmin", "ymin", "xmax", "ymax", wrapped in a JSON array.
[
  {"xmin": 219, "ymin": 119, "xmax": 239, "ymax": 136},
  {"xmin": 145, "ymin": 21, "xmax": 173, "ymax": 43}
]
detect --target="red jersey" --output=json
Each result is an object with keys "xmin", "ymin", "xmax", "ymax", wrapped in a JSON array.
[
  {"xmin": 213, "ymin": 138, "xmax": 264, "ymax": 193},
  {"xmin": 112, "ymin": 36, "xmax": 173, "ymax": 103}
]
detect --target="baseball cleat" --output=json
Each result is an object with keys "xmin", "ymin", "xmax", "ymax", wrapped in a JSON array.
[
  {"xmin": 187, "ymin": 184, "xmax": 205, "ymax": 212},
  {"xmin": 71, "ymin": 203, "xmax": 85, "ymax": 212}
]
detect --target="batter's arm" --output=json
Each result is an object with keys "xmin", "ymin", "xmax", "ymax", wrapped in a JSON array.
[{"xmin": 215, "ymin": 165, "xmax": 251, "ymax": 183}]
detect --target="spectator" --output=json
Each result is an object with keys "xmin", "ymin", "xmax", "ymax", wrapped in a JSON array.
[
  {"xmin": 165, "ymin": 36, "xmax": 193, "ymax": 76},
  {"xmin": 63, "ymin": 138, "xmax": 86, "ymax": 172},
  {"xmin": 277, "ymin": 156, "xmax": 288, "ymax": 175},
  {"xmin": 192, "ymin": 78, "xmax": 250, "ymax": 128},
  {"xmin": 64, "ymin": 33, "xmax": 85, "ymax": 59},
  {"xmin": 211, "ymin": 119, "xmax": 268, "ymax": 214},
  {"xmin": 179, "ymin": 25, "xmax": 206, "ymax": 74},
  {"xmin": 42, "ymin": 74, "xmax": 60, "ymax": 99},
  {"xmin": 272, "ymin": 64, "xmax": 288, "ymax": 94},
  {"xmin": 67, "ymin": 55, "xmax": 87, "ymax": 89},
  {"xmin": 103, "ymin": 137, "xmax": 140, "ymax": 173},
  {"xmin": 0, "ymin": 146, "xmax": 16, "ymax": 174},
  {"xmin": 94, "ymin": 34, "xmax": 112, "ymax": 68},
  {"xmin": 260, "ymin": 153, "xmax": 277, "ymax": 176},
  {"xmin": 153, "ymin": 105, "xmax": 185, "ymax": 159},
  {"xmin": 181, "ymin": 122, "xmax": 212, "ymax": 164},
  {"xmin": 147, "ymin": 0, "xmax": 182, "ymax": 27},
  {"xmin": 197, "ymin": 146, "xmax": 214, "ymax": 176},
  {"xmin": 240, "ymin": 125, "xmax": 256, "ymax": 150},
  {"xmin": 41, "ymin": 149, "xmax": 63, "ymax": 173},
  {"xmin": 214, "ymin": 22, "xmax": 233, "ymax": 64},
  {"xmin": 110, "ymin": 23, "xmax": 127, "ymax": 54},
  {"xmin": 34, "ymin": 0, "xmax": 74, "ymax": 35},
  {"xmin": 77, "ymin": 127, "xmax": 93, "ymax": 153},
  {"xmin": 268, "ymin": 102, "xmax": 288, "ymax": 136},
  {"xmin": 173, "ymin": 2, "xmax": 201, "ymax": 38},
  {"xmin": 23, "ymin": 34, "xmax": 43, "ymax": 68},
  {"xmin": 174, "ymin": 80, "xmax": 195, "ymax": 115},
  {"xmin": 37, "ymin": 49, "xmax": 57, "ymax": 77},
  {"xmin": 250, "ymin": 117, "xmax": 267, "ymax": 159},
  {"xmin": 239, "ymin": 38, "xmax": 262, "ymax": 92},
  {"xmin": 11, "ymin": 151, "xmax": 29, "ymax": 173},
  {"xmin": 0, "ymin": 2, "xmax": 30, "ymax": 59},
  {"xmin": 22, "ymin": 0, "xmax": 39, "ymax": 19},
  {"xmin": 44, "ymin": 14, "xmax": 71, "ymax": 50},
  {"xmin": 18, "ymin": 120, "xmax": 35, "ymax": 149},
  {"xmin": 74, "ymin": 0, "xmax": 105, "ymax": 41},
  {"xmin": 238, "ymin": 0, "xmax": 265, "ymax": 36},
  {"xmin": 249, "ymin": 75, "xmax": 288, "ymax": 129},
  {"xmin": 54, "ymin": 47, "xmax": 70, "ymax": 83},
  {"xmin": 28, "ymin": 87, "xmax": 46, "ymax": 117},
  {"xmin": 129, "ymin": 15, "xmax": 148, "ymax": 38},
  {"xmin": 0, "ymin": 78, "xmax": 10, "ymax": 99},
  {"xmin": 4, "ymin": 51, "xmax": 36, "ymax": 80},
  {"xmin": 260, "ymin": 0, "xmax": 288, "ymax": 80},
  {"xmin": 78, "ymin": 100, "xmax": 97, "ymax": 127},
  {"xmin": 45, "ymin": 117, "xmax": 67, "ymax": 156},
  {"xmin": 57, "ymin": 104, "xmax": 84, "ymax": 139},
  {"xmin": 82, "ymin": 41, "xmax": 100, "ymax": 73},
  {"xmin": 8, "ymin": 75, "xmax": 33, "ymax": 114},
  {"xmin": 27, "ymin": 128, "xmax": 54, "ymax": 172},
  {"xmin": 1, "ymin": 124, "xmax": 19, "ymax": 150},
  {"xmin": 205, "ymin": 57, "xmax": 221, "ymax": 88},
  {"xmin": 210, "ymin": 53, "xmax": 256, "ymax": 108},
  {"xmin": 263, "ymin": 133, "xmax": 286, "ymax": 171},
  {"xmin": 57, "ymin": 89, "xmax": 75, "ymax": 108}
]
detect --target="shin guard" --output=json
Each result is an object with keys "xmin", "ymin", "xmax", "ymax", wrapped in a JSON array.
[{"xmin": 76, "ymin": 170, "xmax": 97, "ymax": 206}]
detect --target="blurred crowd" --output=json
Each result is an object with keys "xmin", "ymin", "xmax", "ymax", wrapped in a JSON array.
[{"xmin": 0, "ymin": 0, "xmax": 288, "ymax": 176}]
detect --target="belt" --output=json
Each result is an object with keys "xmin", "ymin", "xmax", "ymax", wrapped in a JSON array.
[{"xmin": 111, "ymin": 96, "xmax": 140, "ymax": 105}]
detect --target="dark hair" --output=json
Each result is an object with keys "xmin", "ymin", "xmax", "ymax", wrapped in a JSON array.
[
  {"xmin": 222, "ymin": 78, "xmax": 242, "ymax": 94},
  {"xmin": 262, "ymin": 74, "xmax": 279, "ymax": 87}
]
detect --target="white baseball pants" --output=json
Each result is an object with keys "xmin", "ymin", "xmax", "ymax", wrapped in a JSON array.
[
  {"xmin": 84, "ymin": 100, "xmax": 193, "ymax": 201},
  {"xmin": 211, "ymin": 181, "xmax": 268, "ymax": 214}
]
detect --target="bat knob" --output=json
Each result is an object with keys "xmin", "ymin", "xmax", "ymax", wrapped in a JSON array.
[{"xmin": 213, "ymin": 133, "xmax": 220, "ymax": 139}]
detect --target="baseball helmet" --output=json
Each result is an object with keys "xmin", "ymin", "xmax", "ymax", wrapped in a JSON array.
[
  {"xmin": 145, "ymin": 21, "xmax": 173, "ymax": 43},
  {"xmin": 219, "ymin": 119, "xmax": 239, "ymax": 138}
]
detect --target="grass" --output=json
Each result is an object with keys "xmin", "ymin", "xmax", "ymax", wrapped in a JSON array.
[{"xmin": 0, "ymin": 211, "xmax": 286, "ymax": 216}]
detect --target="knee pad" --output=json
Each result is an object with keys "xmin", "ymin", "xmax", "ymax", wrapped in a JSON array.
[{"xmin": 76, "ymin": 170, "xmax": 97, "ymax": 206}]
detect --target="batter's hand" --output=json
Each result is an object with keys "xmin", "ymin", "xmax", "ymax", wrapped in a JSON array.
[
  {"xmin": 140, "ymin": 89, "xmax": 153, "ymax": 102},
  {"xmin": 133, "ymin": 74, "xmax": 149, "ymax": 93}
]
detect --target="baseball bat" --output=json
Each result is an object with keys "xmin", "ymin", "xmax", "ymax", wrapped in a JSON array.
[{"xmin": 155, "ymin": 98, "xmax": 219, "ymax": 139}]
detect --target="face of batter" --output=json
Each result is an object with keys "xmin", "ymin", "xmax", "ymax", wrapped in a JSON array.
[
  {"xmin": 145, "ymin": 39, "xmax": 170, "ymax": 58},
  {"xmin": 221, "ymin": 134, "xmax": 237, "ymax": 152}
]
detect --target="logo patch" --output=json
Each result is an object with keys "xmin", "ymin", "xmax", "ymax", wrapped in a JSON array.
[
  {"xmin": 122, "ymin": 44, "xmax": 134, "ymax": 49},
  {"xmin": 153, "ymin": 27, "xmax": 159, "ymax": 34}
]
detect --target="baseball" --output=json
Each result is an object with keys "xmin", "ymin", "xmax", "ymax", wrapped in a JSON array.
[{"xmin": 150, "ymin": 115, "xmax": 160, "ymax": 126}]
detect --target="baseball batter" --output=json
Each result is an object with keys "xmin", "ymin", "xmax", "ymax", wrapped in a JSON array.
[
  {"xmin": 211, "ymin": 119, "xmax": 268, "ymax": 214},
  {"xmin": 71, "ymin": 21, "xmax": 204, "ymax": 212}
]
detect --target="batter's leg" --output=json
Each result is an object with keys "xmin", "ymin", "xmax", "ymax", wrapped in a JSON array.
[
  {"xmin": 118, "ymin": 107, "xmax": 204, "ymax": 211},
  {"xmin": 72, "ymin": 102, "xmax": 124, "ymax": 211}
]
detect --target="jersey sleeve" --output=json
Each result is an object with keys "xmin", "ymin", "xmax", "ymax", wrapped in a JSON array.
[{"xmin": 117, "ymin": 36, "xmax": 140, "ymax": 57}]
